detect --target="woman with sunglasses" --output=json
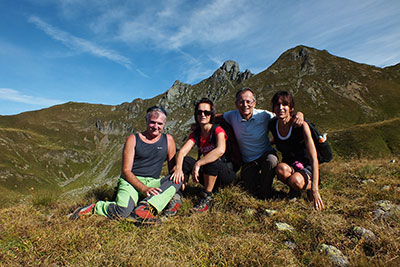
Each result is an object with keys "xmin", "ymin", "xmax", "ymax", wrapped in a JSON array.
[{"xmin": 170, "ymin": 98, "xmax": 235, "ymax": 212}]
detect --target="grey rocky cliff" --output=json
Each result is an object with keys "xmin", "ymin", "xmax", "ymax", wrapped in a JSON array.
[
  {"xmin": 118, "ymin": 98, "xmax": 145, "ymax": 119},
  {"xmin": 211, "ymin": 60, "xmax": 254, "ymax": 83},
  {"xmin": 95, "ymin": 119, "xmax": 134, "ymax": 135},
  {"xmin": 283, "ymin": 47, "xmax": 316, "ymax": 74},
  {"xmin": 158, "ymin": 80, "xmax": 192, "ymax": 114},
  {"xmin": 153, "ymin": 60, "xmax": 254, "ymax": 141},
  {"xmin": 158, "ymin": 60, "xmax": 253, "ymax": 115}
]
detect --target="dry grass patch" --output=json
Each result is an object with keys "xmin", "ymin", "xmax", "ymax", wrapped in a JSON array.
[{"xmin": 1, "ymin": 157, "xmax": 399, "ymax": 266}]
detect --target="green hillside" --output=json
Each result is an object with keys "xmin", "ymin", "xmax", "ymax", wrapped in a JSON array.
[{"xmin": 331, "ymin": 118, "xmax": 400, "ymax": 158}]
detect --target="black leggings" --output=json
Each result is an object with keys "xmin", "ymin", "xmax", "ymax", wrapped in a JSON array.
[{"xmin": 182, "ymin": 156, "xmax": 235, "ymax": 190}]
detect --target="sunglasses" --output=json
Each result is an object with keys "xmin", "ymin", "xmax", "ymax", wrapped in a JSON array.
[{"xmin": 196, "ymin": 109, "xmax": 212, "ymax": 116}]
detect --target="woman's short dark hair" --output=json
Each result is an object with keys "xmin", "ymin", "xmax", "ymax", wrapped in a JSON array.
[
  {"xmin": 271, "ymin": 91, "xmax": 295, "ymax": 114},
  {"xmin": 194, "ymin": 97, "xmax": 215, "ymax": 125}
]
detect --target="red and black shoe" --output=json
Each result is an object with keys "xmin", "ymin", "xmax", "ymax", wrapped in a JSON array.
[
  {"xmin": 132, "ymin": 202, "xmax": 160, "ymax": 224},
  {"xmin": 70, "ymin": 203, "xmax": 95, "ymax": 220},
  {"xmin": 163, "ymin": 193, "xmax": 182, "ymax": 217},
  {"xmin": 192, "ymin": 194, "xmax": 211, "ymax": 212}
]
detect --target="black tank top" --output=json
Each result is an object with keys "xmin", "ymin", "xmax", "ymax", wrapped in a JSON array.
[
  {"xmin": 268, "ymin": 117, "xmax": 309, "ymax": 166},
  {"xmin": 131, "ymin": 133, "xmax": 168, "ymax": 178}
]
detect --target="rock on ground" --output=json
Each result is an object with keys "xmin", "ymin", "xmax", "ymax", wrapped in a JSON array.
[{"xmin": 319, "ymin": 244, "xmax": 349, "ymax": 267}]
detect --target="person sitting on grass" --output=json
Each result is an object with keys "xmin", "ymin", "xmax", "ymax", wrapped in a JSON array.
[
  {"xmin": 170, "ymin": 98, "xmax": 235, "ymax": 212},
  {"xmin": 268, "ymin": 91, "xmax": 325, "ymax": 210},
  {"xmin": 71, "ymin": 106, "xmax": 182, "ymax": 223}
]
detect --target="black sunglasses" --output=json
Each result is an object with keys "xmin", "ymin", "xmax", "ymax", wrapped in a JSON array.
[{"xmin": 196, "ymin": 109, "xmax": 212, "ymax": 116}]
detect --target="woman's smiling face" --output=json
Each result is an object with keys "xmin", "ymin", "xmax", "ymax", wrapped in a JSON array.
[{"xmin": 273, "ymin": 96, "xmax": 293, "ymax": 120}]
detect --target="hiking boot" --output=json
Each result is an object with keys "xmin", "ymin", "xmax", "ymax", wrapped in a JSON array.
[
  {"xmin": 162, "ymin": 192, "xmax": 183, "ymax": 217},
  {"xmin": 132, "ymin": 202, "xmax": 159, "ymax": 223},
  {"xmin": 70, "ymin": 203, "xmax": 95, "ymax": 220},
  {"xmin": 126, "ymin": 213, "xmax": 161, "ymax": 225},
  {"xmin": 192, "ymin": 194, "xmax": 211, "ymax": 212}
]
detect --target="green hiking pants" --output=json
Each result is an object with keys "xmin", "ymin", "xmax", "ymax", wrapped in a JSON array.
[{"xmin": 94, "ymin": 175, "xmax": 181, "ymax": 219}]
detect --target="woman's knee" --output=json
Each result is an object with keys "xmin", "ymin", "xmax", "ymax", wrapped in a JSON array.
[
  {"xmin": 276, "ymin": 163, "xmax": 291, "ymax": 181},
  {"xmin": 202, "ymin": 162, "xmax": 218, "ymax": 177},
  {"xmin": 288, "ymin": 174, "xmax": 305, "ymax": 191}
]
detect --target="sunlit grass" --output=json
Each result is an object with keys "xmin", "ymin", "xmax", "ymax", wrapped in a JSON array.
[{"xmin": 0, "ymin": 157, "xmax": 399, "ymax": 266}]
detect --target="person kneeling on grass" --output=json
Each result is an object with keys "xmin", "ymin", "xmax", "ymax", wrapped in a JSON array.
[
  {"xmin": 170, "ymin": 98, "xmax": 235, "ymax": 212},
  {"xmin": 71, "ymin": 106, "xmax": 182, "ymax": 223},
  {"xmin": 268, "ymin": 91, "xmax": 325, "ymax": 210}
]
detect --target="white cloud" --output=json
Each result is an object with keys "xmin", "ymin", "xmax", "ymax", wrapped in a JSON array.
[
  {"xmin": 111, "ymin": 0, "xmax": 261, "ymax": 82},
  {"xmin": 341, "ymin": 30, "xmax": 400, "ymax": 67},
  {"xmin": 163, "ymin": 0, "xmax": 253, "ymax": 49},
  {"xmin": 0, "ymin": 88, "xmax": 63, "ymax": 106},
  {"xmin": 116, "ymin": 0, "xmax": 256, "ymax": 50},
  {"xmin": 28, "ymin": 16, "xmax": 132, "ymax": 69},
  {"xmin": 135, "ymin": 68, "xmax": 150, "ymax": 79}
]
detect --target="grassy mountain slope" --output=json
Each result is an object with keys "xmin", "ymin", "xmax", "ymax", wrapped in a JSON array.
[
  {"xmin": 331, "ymin": 118, "xmax": 400, "ymax": 158},
  {"xmin": 0, "ymin": 103, "xmax": 126, "ymax": 199},
  {"xmin": 0, "ymin": 62, "xmax": 247, "ymax": 199}
]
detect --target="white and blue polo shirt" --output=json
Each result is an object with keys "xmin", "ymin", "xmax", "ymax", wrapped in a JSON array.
[{"xmin": 224, "ymin": 108, "xmax": 275, "ymax": 163}]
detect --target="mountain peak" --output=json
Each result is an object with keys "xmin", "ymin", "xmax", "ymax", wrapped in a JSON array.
[
  {"xmin": 220, "ymin": 60, "xmax": 240, "ymax": 74},
  {"xmin": 278, "ymin": 45, "xmax": 316, "ymax": 74},
  {"xmin": 211, "ymin": 60, "xmax": 254, "ymax": 83}
]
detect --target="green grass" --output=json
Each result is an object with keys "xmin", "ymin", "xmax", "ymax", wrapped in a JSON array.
[
  {"xmin": 1, "ymin": 157, "xmax": 399, "ymax": 266},
  {"xmin": 330, "ymin": 118, "xmax": 400, "ymax": 158}
]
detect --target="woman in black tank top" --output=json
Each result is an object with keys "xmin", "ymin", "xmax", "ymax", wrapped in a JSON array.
[{"xmin": 270, "ymin": 91, "xmax": 324, "ymax": 211}]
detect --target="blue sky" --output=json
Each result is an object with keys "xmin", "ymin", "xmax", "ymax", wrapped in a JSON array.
[{"xmin": 0, "ymin": 0, "xmax": 399, "ymax": 115}]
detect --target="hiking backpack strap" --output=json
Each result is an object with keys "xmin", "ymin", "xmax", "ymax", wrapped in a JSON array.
[{"xmin": 305, "ymin": 119, "xmax": 333, "ymax": 164}]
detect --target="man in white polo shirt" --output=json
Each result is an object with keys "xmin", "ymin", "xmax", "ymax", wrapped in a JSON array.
[{"xmin": 223, "ymin": 88, "xmax": 303, "ymax": 198}]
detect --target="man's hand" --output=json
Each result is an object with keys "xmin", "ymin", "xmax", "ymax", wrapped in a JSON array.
[
  {"xmin": 292, "ymin": 112, "xmax": 304, "ymax": 127},
  {"xmin": 143, "ymin": 187, "xmax": 162, "ymax": 197}
]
